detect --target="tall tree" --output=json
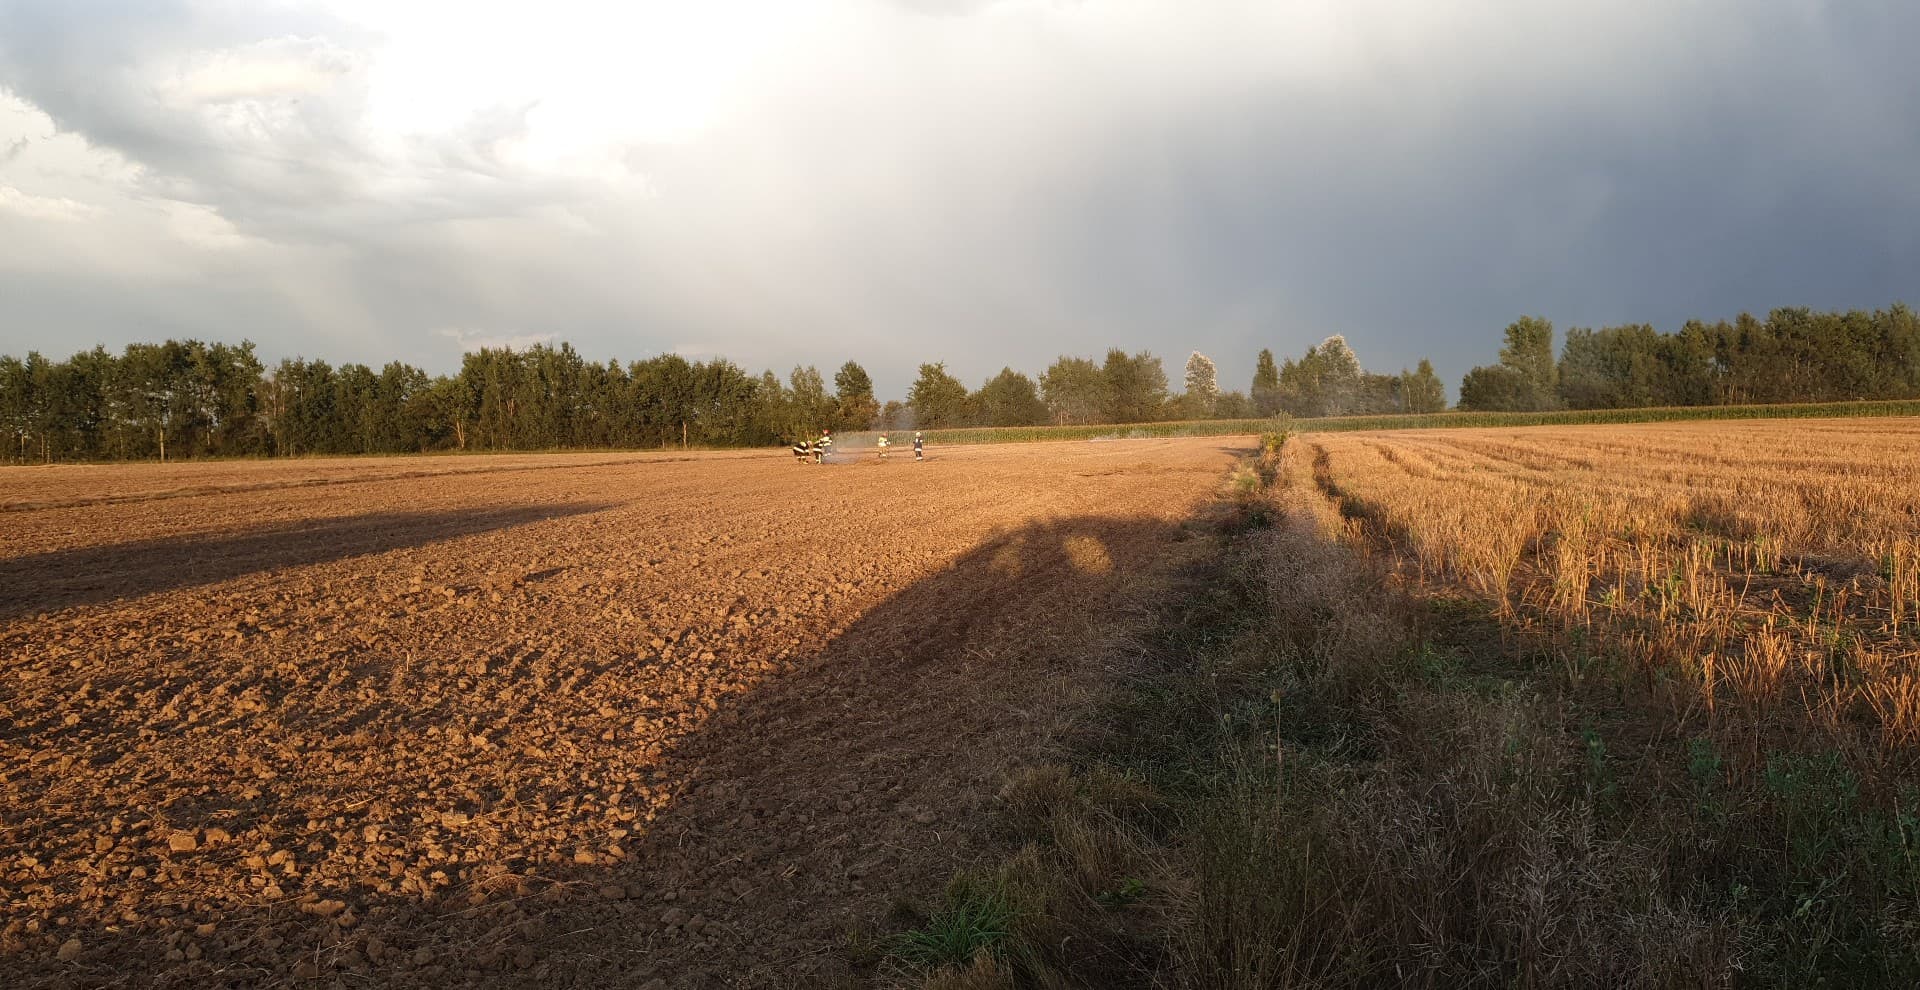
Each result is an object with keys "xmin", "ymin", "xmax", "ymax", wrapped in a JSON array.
[
  {"xmin": 1315, "ymin": 335, "xmax": 1363, "ymax": 415},
  {"xmin": 1460, "ymin": 316, "xmax": 1560, "ymax": 411},
  {"xmin": 1499, "ymin": 316, "xmax": 1557, "ymax": 388},
  {"xmin": 1251, "ymin": 348, "xmax": 1283, "ymax": 416},
  {"xmin": 1101, "ymin": 349, "xmax": 1169, "ymax": 424},
  {"xmin": 113, "ymin": 341, "xmax": 201, "ymax": 461},
  {"xmin": 907, "ymin": 362, "xmax": 970, "ymax": 428},
  {"xmin": 832, "ymin": 360, "xmax": 879, "ymax": 431},
  {"xmin": 411, "ymin": 376, "xmax": 468, "ymax": 451},
  {"xmin": 1183, "ymin": 351, "xmax": 1220, "ymax": 417},
  {"xmin": 972, "ymin": 368, "xmax": 1048, "ymax": 427},
  {"xmin": 0, "ymin": 354, "xmax": 35, "ymax": 463},
  {"xmin": 1040, "ymin": 356, "xmax": 1106, "ymax": 425},
  {"xmin": 784, "ymin": 365, "xmax": 835, "ymax": 438},
  {"xmin": 1400, "ymin": 359, "xmax": 1446, "ymax": 413},
  {"xmin": 1501, "ymin": 316, "xmax": 1560, "ymax": 409},
  {"xmin": 684, "ymin": 359, "xmax": 760, "ymax": 446},
  {"xmin": 747, "ymin": 370, "xmax": 791, "ymax": 443}
]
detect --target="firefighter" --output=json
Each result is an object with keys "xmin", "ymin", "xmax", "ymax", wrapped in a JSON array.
[
  {"xmin": 791, "ymin": 438, "xmax": 813, "ymax": 463},
  {"xmin": 876, "ymin": 433, "xmax": 890, "ymax": 459},
  {"xmin": 913, "ymin": 431, "xmax": 925, "ymax": 462},
  {"xmin": 815, "ymin": 429, "xmax": 833, "ymax": 464}
]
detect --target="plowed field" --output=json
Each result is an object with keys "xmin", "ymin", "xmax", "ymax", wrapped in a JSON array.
[{"xmin": 1, "ymin": 438, "xmax": 1243, "ymax": 987}]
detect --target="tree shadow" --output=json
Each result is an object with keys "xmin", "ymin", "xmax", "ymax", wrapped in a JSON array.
[
  {"xmin": 3, "ymin": 510, "xmax": 1212, "ymax": 989},
  {"xmin": 0, "ymin": 504, "xmax": 614, "ymax": 620}
]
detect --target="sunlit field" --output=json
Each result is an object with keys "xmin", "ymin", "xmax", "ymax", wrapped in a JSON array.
[
  {"xmin": 1309, "ymin": 418, "xmax": 1920, "ymax": 749},
  {"xmin": 925, "ymin": 417, "xmax": 1920, "ymax": 988}
]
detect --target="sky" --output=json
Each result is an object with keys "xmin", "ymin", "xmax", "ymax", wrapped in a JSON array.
[{"xmin": 1, "ymin": 0, "xmax": 1917, "ymax": 399}]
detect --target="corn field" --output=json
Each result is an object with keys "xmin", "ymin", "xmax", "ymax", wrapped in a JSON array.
[{"xmin": 918, "ymin": 397, "xmax": 1920, "ymax": 447}]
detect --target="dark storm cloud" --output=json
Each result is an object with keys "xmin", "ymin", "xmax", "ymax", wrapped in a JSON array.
[{"xmin": 1, "ymin": 1, "xmax": 1917, "ymax": 398}]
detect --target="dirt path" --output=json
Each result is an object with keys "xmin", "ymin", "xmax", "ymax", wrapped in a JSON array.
[{"xmin": 1, "ymin": 438, "xmax": 1244, "ymax": 986}]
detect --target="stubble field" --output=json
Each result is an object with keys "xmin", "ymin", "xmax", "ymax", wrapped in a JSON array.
[
  {"xmin": 1305, "ymin": 417, "xmax": 1920, "ymax": 751},
  {"xmin": 1249, "ymin": 417, "xmax": 1920, "ymax": 984},
  {"xmin": 1, "ymin": 438, "xmax": 1241, "ymax": 987}
]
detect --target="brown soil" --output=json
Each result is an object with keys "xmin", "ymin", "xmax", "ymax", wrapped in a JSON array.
[{"xmin": 0, "ymin": 438, "xmax": 1244, "ymax": 987}]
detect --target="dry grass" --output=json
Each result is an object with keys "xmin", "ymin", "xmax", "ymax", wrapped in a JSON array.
[
  {"xmin": 1307, "ymin": 418, "xmax": 1920, "ymax": 758},
  {"xmin": 903, "ymin": 417, "xmax": 1920, "ymax": 989},
  {"xmin": 1289, "ymin": 417, "xmax": 1920, "ymax": 984}
]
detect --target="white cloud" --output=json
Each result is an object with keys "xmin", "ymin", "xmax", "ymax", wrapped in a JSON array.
[
  {"xmin": 434, "ymin": 327, "xmax": 557, "ymax": 353},
  {"xmin": 161, "ymin": 200, "xmax": 257, "ymax": 250},
  {"xmin": 0, "ymin": 184, "xmax": 97, "ymax": 221},
  {"xmin": 157, "ymin": 36, "xmax": 358, "ymax": 107}
]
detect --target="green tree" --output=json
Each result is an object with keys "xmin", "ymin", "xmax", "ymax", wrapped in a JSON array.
[
  {"xmin": 1251, "ymin": 348, "xmax": 1283, "ymax": 416},
  {"xmin": 785, "ymin": 365, "xmax": 834, "ymax": 437},
  {"xmin": 832, "ymin": 360, "xmax": 879, "ymax": 431},
  {"xmin": 741, "ymin": 370, "xmax": 785, "ymax": 443},
  {"xmin": 1558, "ymin": 325, "xmax": 1670, "ymax": 409},
  {"xmin": 1183, "ymin": 351, "xmax": 1219, "ymax": 417},
  {"xmin": 687, "ymin": 359, "xmax": 761, "ymax": 446},
  {"xmin": 361, "ymin": 361, "xmax": 430, "ymax": 452},
  {"xmin": 1214, "ymin": 390, "xmax": 1254, "ymax": 418},
  {"xmin": 1315, "ymin": 335, "xmax": 1363, "ymax": 415},
  {"xmin": 1500, "ymin": 316, "xmax": 1557, "ymax": 388},
  {"xmin": 972, "ymin": 368, "xmax": 1048, "ymax": 427},
  {"xmin": 202, "ymin": 341, "xmax": 267, "ymax": 455},
  {"xmin": 1101, "ymin": 349, "xmax": 1168, "ymax": 424},
  {"xmin": 1040, "ymin": 356, "xmax": 1106, "ymax": 424},
  {"xmin": 1499, "ymin": 316, "xmax": 1560, "ymax": 409},
  {"xmin": 630, "ymin": 354, "xmax": 700, "ymax": 447},
  {"xmin": 0, "ymin": 354, "xmax": 35, "ymax": 463},
  {"xmin": 266, "ymin": 357, "xmax": 347, "ymax": 455},
  {"xmin": 908, "ymin": 362, "xmax": 970, "ymax": 429},
  {"xmin": 410, "ymin": 376, "xmax": 469, "ymax": 451},
  {"xmin": 1460, "ymin": 316, "xmax": 1561, "ymax": 411},
  {"xmin": 1400, "ymin": 359, "xmax": 1446, "ymax": 413},
  {"xmin": 113, "ymin": 341, "xmax": 202, "ymax": 461},
  {"xmin": 1275, "ymin": 346, "xmax": 1328, "ymax": 416},
  {"xmin": 1457, "ymin": 364, "xmax": 1531, "ymax": 411},
  {"xmin": 33, "ymin": 347, "xmax": 110, "ymax": 460},
  {"xmin": 523, "ymin": 343, "xmax": 587, "ymax": 447}
]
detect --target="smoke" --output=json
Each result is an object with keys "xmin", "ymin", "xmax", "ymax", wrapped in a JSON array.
[{"xmin": 790, "ymin": 429, "xmax": 921, "ymax": 464}]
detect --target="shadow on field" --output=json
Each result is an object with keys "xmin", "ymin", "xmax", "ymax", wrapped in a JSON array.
[
  {"xmin": 7, "ymin": 509, "xmax": 1217, "ymax": 990},
  {"xmin": 532, "ymin": 511, "xmax": 1206, "ymax": 988},
  {"xmin": 0, "ymin": 503, "xmax": 611, "ymax": 620}
]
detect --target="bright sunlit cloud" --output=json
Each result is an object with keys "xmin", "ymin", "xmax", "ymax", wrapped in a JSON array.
[
  {"xmin": 331, "ymin": 0, "xmax": 810, "ymax": 164},
  {"xmin": 1, "ymin": 1, "xmax": 1917, "ymax": 392}
]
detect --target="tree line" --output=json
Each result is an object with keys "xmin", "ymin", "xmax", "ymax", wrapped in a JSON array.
[
  {"xmin": 0, "ymin": 334, "xmax": 1448, "ymax": 462},
  {"xmin": 10, "ymin": 302, "xmax": 1910, "ymax": 462},
  {"xmin": 0, "ymin": 342, "xmax": 876, "ymax": 462},
  {"xmin": 902, "ymin": 340, "xmax": 1446, "ymax": 429},
  {"xmin": 1457, "ymin": 303, "xmax": 1920, "ymax": 411}
]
